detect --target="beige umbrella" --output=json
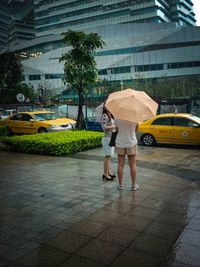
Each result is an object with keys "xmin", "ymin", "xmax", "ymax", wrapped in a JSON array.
[{"xmin": 105, "ymin": 88, "xmax": 158, "ymax": 123}]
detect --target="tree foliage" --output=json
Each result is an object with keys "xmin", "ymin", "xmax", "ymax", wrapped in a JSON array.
[
  {"xmin": 0, "ymin": 51, "xmax": 23, "ymax": 103},
  {"xmin": 60, "ymin": 30, "xmax": 105, "ymax": 129},
  {"xmin": 127, "ymin": 74, "xmax": 200, "ymax": 101},
  {"xmin": 93, "ymin": 74, "xmax": 200, "ymax": 107},
  {"xmin": 7, "ymin": 83, "xmax": 36, "ymax": 103}
]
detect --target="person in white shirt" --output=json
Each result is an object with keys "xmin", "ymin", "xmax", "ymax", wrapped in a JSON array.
[
  {"xmin": 115, "ymin": 119, "xmax": 139, "ymax": 191},
  {"xmin": 101, "ymin": 104, "xmax": 116, "ymax": 181}
]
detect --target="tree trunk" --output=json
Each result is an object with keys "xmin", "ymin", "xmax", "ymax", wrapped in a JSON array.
[{"xmin": 76, "ymin": 92, "xmax": 86, "ymax": 130}]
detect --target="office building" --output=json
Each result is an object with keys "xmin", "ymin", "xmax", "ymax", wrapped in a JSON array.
[
  {"xmin": 0, "ymin": 0, "xmax": 35, "ymax": 49},
  {"xmin": 0, "ymin": 0, "xmax": 10, "ymax": 49},
  {"xmin": 10, "ymin": 22, "xmax": 198, "ymax": 95},
  {"xmin": 1, "ymin": 1, "xmax": 199, "ymax": 103},
  {"xmin": 8, "ymin": 0, "xmax": 35, "ymax": 47},
  {"xmin": 34, "ymin": 0, "xmax": 196, "ymax": 37}
]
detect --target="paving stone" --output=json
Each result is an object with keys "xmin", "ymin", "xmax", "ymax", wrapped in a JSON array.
[{"xmin": 0, "ymin": 146, "xmax": 199, "ymax": 267}]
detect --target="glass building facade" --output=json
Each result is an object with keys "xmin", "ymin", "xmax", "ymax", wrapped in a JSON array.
[
  {"xmin": 2, "ymin": 1, "xmax": 199, "ymax": 101},
  {"xmin": 15, "ymin": 22, "xmax": 200, "ymax": 95},
  {"xmin": 34, "ymin": 0, "xmax": 196, "ymax": 37},
  {"xmin": 0, "ymin": 0, "xmax": 35, "ymax": 49},
  {"xmin": 8, "ymin": 0, "xmax": 35, "ymax": 47},
  {"xmin": 0, "ymin": 0, "xmax": 10, "ymax": 49}
]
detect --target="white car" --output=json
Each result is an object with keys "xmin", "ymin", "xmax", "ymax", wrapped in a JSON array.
[{"xmin": 0, "ymin": 109, "xmax": 17, "ymax": 119}]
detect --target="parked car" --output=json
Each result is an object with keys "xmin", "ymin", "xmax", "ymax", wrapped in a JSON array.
[
  {"xmin": 137, "ymin": 113, "xmax": 200, "ymax": 146},
  {"xmin": 0, "ymin": 109, "xmax": 17, "ymax": 119},
  {"xmin": 86, "ymin": 120, "xmax": 102, "ymax": 131},
  {"xmin": 0, "ymin": 111, "xmax": 76, "ymax": 135},
  {"xmin": 0, "ymin": 108, "xmax": 5, "ymax": 119}
]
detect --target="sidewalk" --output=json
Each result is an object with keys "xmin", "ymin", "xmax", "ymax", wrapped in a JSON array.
[{"xmin": 0, "ymin": 145, "xmax": 199, "ymax": 267}]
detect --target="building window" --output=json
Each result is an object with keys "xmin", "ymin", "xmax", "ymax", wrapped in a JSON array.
[
  {"xmin": 45, "ymin": 74, "xmax": 63, "ymax": 79},
  {"xmin": 29, "ymin": 75, "xmax": 41, "ymax": 80},
  {"xmin": 167, "ymin": 61, "xmax": 200, "ymax": 69},
  {"xmin": 135, "ymin": 64, "xmax": 164, "ymax": 72},
  {"xmin": 99, "ymin": 66, "xmax": 130, "ymax": 75}
]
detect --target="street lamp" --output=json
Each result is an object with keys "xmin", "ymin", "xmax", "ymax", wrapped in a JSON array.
[
  {"xmin": 58, "ymin": 92, "xmax": 63, "ymax": 102},
  {"xmin": 120, "ymin": 80, "xmax": 124, "ymax": 91},
  {"xmin": 38, "ymin": 84, "xmax": 46, "ymax": 106},
  {"xmin": 107, "ymin": 69, "xmax": 112, "ymax": 82}
]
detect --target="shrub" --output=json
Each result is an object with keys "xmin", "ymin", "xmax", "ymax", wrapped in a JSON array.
[
  {"xmin": 1, "ymin": 130, "xmax": 103, "ymax": 156},
  {"xmin": 0, "ymin": 125, "xmax": 8, "ymax": 137}
]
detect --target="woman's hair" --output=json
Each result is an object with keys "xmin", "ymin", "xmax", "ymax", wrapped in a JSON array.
[{"xmin": 102, "ymin": 102, "xmax": 114, "ymax": 120}]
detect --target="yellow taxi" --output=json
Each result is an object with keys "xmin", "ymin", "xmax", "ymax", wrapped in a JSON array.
[
  {"xmin": 137, "ymin": 113, "xmax": 200, "ymax": 146},
  {"xmin": 0, "ymin": 111, "xmax": 76, "ymax": 135}
]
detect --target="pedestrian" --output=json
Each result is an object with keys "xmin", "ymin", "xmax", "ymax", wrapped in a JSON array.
[
  {"xmin": 101, "ymin": 104, "xmax": 116, "ymax": 181},
  {"xmin": 115, "ymin": 119, "xmax": 139, "ymax": 191}
]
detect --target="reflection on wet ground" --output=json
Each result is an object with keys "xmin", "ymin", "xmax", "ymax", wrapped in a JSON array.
[{"xmin": 0, "ymin": 145, "xmax": 199, "ymax": 267}]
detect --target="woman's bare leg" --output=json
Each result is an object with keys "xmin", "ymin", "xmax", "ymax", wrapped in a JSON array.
[
  {"xmin": 117, "ymin": 154, "xmax": 125, "ymax": 186},
  {"xmin": 103, "ymin": 156, "xmax": 111, "ymax": 177},
  {"xmin": 127, "ymin": 155, "xmax": 137, "ymax": 186}
]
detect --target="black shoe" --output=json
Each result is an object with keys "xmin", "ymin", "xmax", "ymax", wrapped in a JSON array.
[
  {"xmin": 102, "ymin": 175, "xmax": 113, "ymax": 181},
  {"xmin": 109, "ymin": 174, "xmax": 116, "ymax": 179}
]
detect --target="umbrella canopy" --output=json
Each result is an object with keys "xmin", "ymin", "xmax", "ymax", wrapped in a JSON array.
[
  {"xmin": 95, "ymin": 102, "xmax": 104, "ymax": 123},
  {"xmin": 105, "ymin": 88, "xmax": 158, "ymax": 123}
]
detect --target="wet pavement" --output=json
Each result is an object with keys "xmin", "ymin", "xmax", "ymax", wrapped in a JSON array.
[{"xmin": 0, "ymin": 145, "xmax": 199, "ymax": 267}]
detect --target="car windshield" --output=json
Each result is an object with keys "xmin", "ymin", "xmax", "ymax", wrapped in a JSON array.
[
  {"xmin": 33, "ymin": 113, "xmax": 59, "ymax": 121},
  {"xmin": 191, "ymin": 115, "xmax": 200, "ymax": 124}
]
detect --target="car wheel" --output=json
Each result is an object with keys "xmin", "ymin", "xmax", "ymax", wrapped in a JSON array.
[
  {"xmin": 141, "ymin": 134, "xmax": 155, "ymax": 146},
  {"xmin": 38, "ymin": 127, "xmax": 47, "ymax": 133}
]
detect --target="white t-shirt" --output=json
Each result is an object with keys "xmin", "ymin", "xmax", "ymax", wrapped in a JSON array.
[{"xmin": 115, "ymin": 119, "xmax": 138, "ymax": 148}]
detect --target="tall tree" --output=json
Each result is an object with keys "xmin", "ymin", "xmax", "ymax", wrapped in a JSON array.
[
  {"xmin": 60, "ymin": 30, "xmax": 105, "ymax": 129},
  {"xmin": 0, "ymin": 51, "xmax": 22, "ymax": 103}
]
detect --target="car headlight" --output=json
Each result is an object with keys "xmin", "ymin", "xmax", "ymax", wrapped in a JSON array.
[{"xmin": 49, "ymin": 125, "xmax": 59, "ymax": 129}]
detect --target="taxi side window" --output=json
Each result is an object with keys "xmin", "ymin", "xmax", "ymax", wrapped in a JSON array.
[
  {"xmin": 10, "ymin": 114, "xmax": 22, "ymax": 121},
  {"xmin": 21, "ymin": 114, "xmax": 32, "ymax": 121},
  {"xmin": 152, "ymin": 117, "xmax": 172, "ymax": 126},
  {"xmin": 173, "ymin": 118, "xmax": 192, "ymax": 127}
]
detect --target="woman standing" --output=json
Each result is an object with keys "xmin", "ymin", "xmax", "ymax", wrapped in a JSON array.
[
  {"xmin": 115, "ymin": 119, "xmax": 139, "ymax": 191},
  {"xmin": 101, "ymin": 104, "xmax": 116, "ymax": 181}
]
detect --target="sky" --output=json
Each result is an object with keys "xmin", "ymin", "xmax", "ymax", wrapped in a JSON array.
[{"xmin": 193, "ymin": 0, "xmax": 200, "ymax": 26}]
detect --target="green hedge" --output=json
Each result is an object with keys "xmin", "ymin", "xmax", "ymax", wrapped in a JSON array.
[
  {"xmin": 0, "ymin": 125, "xmax": 8, "ymax": 137},
  {"xmin": 1, "ymin": 130, "xmax": 103, "ymax": 156}
]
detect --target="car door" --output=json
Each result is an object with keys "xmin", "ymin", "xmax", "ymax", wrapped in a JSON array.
[
  {"xmin": 8, "ymin": 114, "xmax": 23, "ymax": 133},
  {"xmin": 172, "ymin": 117, "xmax": 200, "ymax": 145},
  {"xmin": 151, "ymin": 117, "xmax": 173, "ymax": 144},
  {"xmin": 20, "ymin": 114, "xmax": 37, "ymax": 134}
]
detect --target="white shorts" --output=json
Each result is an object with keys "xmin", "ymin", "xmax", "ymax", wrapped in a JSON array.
[
  {"xmin": 102, "ymin": 137, "xmax": 114, "ymax": 156},
  {"xmin": 115, "ymin": 145, "xmax": 137, "ymax": 156}
]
